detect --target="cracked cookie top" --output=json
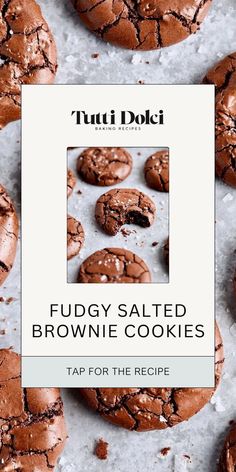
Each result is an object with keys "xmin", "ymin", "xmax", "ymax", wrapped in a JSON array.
[
  {"xmin": 218, "ymin": 422, "xmax": 236, "ymax": 472},
  {"xmin": 0, "ymin": 349, "xmax": 67, "ymax": 471},
  {"xmin": 203, "ymin": 52, "xmax": 236, "ymax": 188},
  {"xmin": 67, "ymin": 215, "xmax": 85, "ymax": 260},
  {"xmin": 77, "ymin": 147, "xmax": 133, "ymax": 186},
  {"xmin": 0, "ymin": 184, "xmax": 18, "ymax": 286},
  {"xmin": 0, "ymin": 0, "xmax": 57, "ymax": 129},
  {"xmin": 72, "ymin": 0, "xmax": 212, "ymax": 50},
  {"xmin": 78, "ymin": 247, "xmax": 151, "ymax": 282},
  {"xmin": 95, "ymin": 188, "xmax": 156, "ymax": 235},
  {"xmin": 80, "ymin": 324, "xmax": 224, "ymax": 431},
  {"xmin": 144, "ymin": 149, "xmax": 169, "ymax": 192}
]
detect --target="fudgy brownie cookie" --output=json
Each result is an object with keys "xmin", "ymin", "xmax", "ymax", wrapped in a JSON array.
[
  {"xmin": 67, "ymin": 215, "xmax": 84, "ymax": 260},
  {"xmin": 95, "ymin": 188, "xmax": 156, "ymax": 236},
  {"xmin": 203, "ymin": 53, "xmax": 236, "ymax": 188},
  {"xmin": 144, "ymin": 150, "xmax": 169, "ymax": 192},
  {"xmin": 0, "ymin": 0, "xmax": 57, "ymax": 129},
  {"xmin": 80, "ymin": 324, "xmax": 224, "ymax": 431},
  {"xmin": 0, "ymin": 184, "xmax": 18, "ymax": 286},
  {"xmin": 218, "ymin": 422, "xmax": 236, "ymax": 472},
  {"xmin": 67, "ymin": 169, "xmax": 76, "ymax": 198},
  {"xmin": 0, "ymin": 349, "xmax": 67, "ymax": 470},
  {"xmin": 77, "ymin": 147, "xmax": 132, "ymax": 186},
  {"xmin": 72, "ymin": 0, "xmax": 212, "ymax": 51},
  {"xmin": 78, "ymin": 247, "xmax": 151, "ymax": 283},
  {"xmin": 163, "ymin": 238, "xmax": 169, "ymax": 267}
]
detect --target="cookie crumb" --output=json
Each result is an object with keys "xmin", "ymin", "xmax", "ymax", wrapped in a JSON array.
[
  {"xmin": 137, "ymin": 79, "xmax": 145, "ymax": 85},
  {"xmin": 77, "ymin": 190, "xmax": 82, "ymax": 195},
  {"xmin": 91, "ymin": 53, "xmax": 99, "ymax": 59},
  {"xmin": 160, "ymin": 447, "xmax": 171, "ymax": 456},
  {"xmin": 6, "ymin": 297, "xmax": 15, "ymax": 305},
  {"xmin": 0, "ymin": 330, "xmax": 6, "ymax": 335},
  {"xmin": 121, "ymin": 228, "xmax": 137, "ymax": 237},
  {"xmin": 152, "ymin": 241, "xmax": 158, "ymax": 247},
  {"xmin": 94, "ymin": 439, "xmax": 108, "ymax": 460}
]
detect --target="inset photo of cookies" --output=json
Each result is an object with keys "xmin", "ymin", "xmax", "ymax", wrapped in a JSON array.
[{"xmin": 67, "ymin": 147, "xmax": 169, "ymax": 284}]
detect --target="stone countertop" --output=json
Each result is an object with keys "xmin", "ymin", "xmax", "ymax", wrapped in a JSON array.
[{"xmin": 0, "ymin": 0, "xmax": 236, "ymax": 470}]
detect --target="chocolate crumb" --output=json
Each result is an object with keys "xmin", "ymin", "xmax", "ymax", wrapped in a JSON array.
[
  {"xmin": 94, "ymin": 438, "xmax": 109, "ymax": 460},
  {"xmin": 121, "ymin": 228, "xmax": 137, "ymax": 237},
  {"xmin": 138, "ymin": 80, "xmax": 145, "ymax": 85},
  {"xmin": 77, "ymin": 190, "xmax": 82, "ymax": 195},
  {"xmin": 0, "ymin": 297, "xmax": 4, "ymax": 302},
  {"xmin": 0, "ymin": 330, "xmax": 6, "ymax": 335},
  {"xmin": 183, "ymin": 455, "xmax": 191, "ymax": 462},
  {"xmin": 152, "ymin": 241, "xmax": 158, "ymax": 247},
  {"xmin": 91, "ymin": 53, "xmax": 99, "ymax": 59},
  {"xmin": 6, "ymin": 297, "xmax": 15, "ymax": 305},
  {"xmin": 160, "ymin": 447, "xmax": 171, "ymax": 456}
]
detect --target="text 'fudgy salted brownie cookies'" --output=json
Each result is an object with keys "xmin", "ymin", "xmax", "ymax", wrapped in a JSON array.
[
  {"xmin": 80, "ymin": 324, "xmax": 224, "ymax": 431},
  {"xmin": 203, "ymin": 52, "xmax": 236, "ymax": 188},
  {"xmin": 72, "ymin": 0, "xmax": 212, "ymax": 50},
  {"xmin": 0, "ymin": 349, "xmax": 67, "ymax": 470},
  {"xmin": 0, "ymin": 0, "xmax": 57, "ymax": 129}
]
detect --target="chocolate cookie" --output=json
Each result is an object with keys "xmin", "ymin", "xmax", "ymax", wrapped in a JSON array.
[
  {"xmin": 0, "ymin": 349, "xmax": 67, "ymax": 470},
  {"xmin": 0, "ymin": 185, "xmax": 18, "ymax": 286},
  {"xmin": 77, "ymin": 147, "xmax": 132, "ymax": 186},
  {"xmin": 218, "ymin": 422, "xmax": 236, "ymax": 472},
  {"xmin": 95, "ymin": 188, "xmax": 156, "ymax": 236},
  {"xmin": 78, "ymin": 247, "xmax": 151, "ymax": 283},
  {"xmin": 67, "ymin": 169, "xmax": 76, "ymax": 198},
  {"xmin": 163, "ymin": 238, "xmax": 169, "ymax": 267},
  {"xmin": 144, "ymin": 150, "xmax": 169, "ymax": 192},
  {"xmin": 203, "ymin": 53, "xmax": 236, "ymax": 188},
  {"xmin": 72, "ymin": 0, "xmax": 212, "ymax": 51},
  {"xmin": 67, "ymin": 215, "xmax": 84, "ymax": 260},
  {"xmin": 0, "ymin": 0, "xmax": 57, "ymax": 129},
  {"xmin": 80, "ymin": 324, "xmax": 224, "ymax": 431}
]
